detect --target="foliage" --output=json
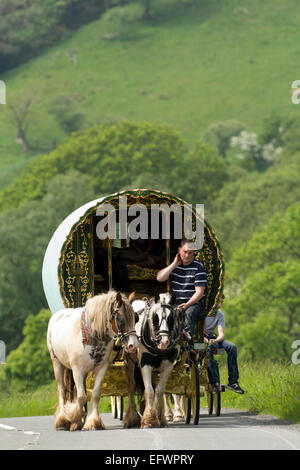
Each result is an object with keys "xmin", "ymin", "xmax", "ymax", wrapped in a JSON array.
[
  {"xmin": 202, "ymin": 120, "xmax": 246, "ymax": 157},
  {"xmin": 2, "ymin": 0, "xmax": 300, "ymax": 186},
  {"xmin": 3, "ymin": 309, "xmax": 52, "ymax": 391},
  {"xmin": 0, "ymin": 121, "xmax": 187, "ymax": 213},
  {"xmin": 0, "ymin": 170, "xmax": 97, "ymax": 351},
  {"xmin": 49, "ymin": 93, "xmax": 87, "ymax": 133},
  {"xmin": 211, "ymin": 151, "xmax": 300, "ymax": 258},
  {"xmin": 0, "ymin": 381, "xmax": 112, "ymax": 417},
  {"xmin": 230, "ymin": 130, "xmax": 282, "ymax": 171},
  {"xmin": 219, "ymin": 361, "xmax": 300, "ymax": 423},
  {"xmin": 101, "ymin": 3, "xmax": 144, "ymax": 38},
  {"xmin": 0, "ymin": 0, "xmax": 108, "ymax": 73},
  {"xmin": 224, "ymin": 202, "xmax": 300, "ymax": 362},
  {"xmin": 176, "ymin": 141, "xmax": 228, "ymax": 205}
]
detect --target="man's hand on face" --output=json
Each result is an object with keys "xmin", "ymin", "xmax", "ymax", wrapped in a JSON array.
[{"xmin": 173, "ymin": 253, "xmax": 182, "ymax": 267}]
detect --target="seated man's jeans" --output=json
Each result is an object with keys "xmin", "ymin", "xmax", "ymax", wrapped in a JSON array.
[
  {"xmin": 207, "ymin": 339, "xmax": 239, "ymax": 385},
  {"xmin": 177, "ymin": 301, "xmax": 206, "ymax": 338}
]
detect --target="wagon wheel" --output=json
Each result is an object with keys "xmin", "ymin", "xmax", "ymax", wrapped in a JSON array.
[
  {"xmin": 183, "ymin": 393, "xmax": 191, "ymax": 424},
  {"xmin": 191, "ymin": 358, "xmax": 200, "ymax": 424},
  {"xmin": 207, "ymin": 388, "xmax": 221, "ymax": 416},
  {"xmin": 111, "ymin": 396, "xmax": 117, "ymax": 419},
  {"xmin": 185, "ymin": 355, "xmax": 200, "ymax": 425},
  {"xmin": 111, "ymin": 396, "xmax": 124, "ymax": 420},
  {"xmin": 116, "ymin": 396, "xmax": 124, "ymax": 421}
]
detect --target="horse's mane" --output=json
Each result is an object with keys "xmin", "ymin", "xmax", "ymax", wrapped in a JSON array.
[{"xmin": 85, "ymin": 291, "xmax": 133, "ymax": 339}]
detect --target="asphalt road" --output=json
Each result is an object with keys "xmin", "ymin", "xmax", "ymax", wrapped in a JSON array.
[{"xmin": 0, "ymin": 409, "xmax": 299, "ymax": 451}]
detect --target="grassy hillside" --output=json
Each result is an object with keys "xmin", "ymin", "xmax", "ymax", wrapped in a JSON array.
[{"xmin": 0, "ymin": 0, "xmax": 299, "ymax": 189}]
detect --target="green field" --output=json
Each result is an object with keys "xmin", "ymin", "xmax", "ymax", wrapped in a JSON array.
[{"xmin": 1, "ymin": 0, "xmax": 299, "ymax": 189}]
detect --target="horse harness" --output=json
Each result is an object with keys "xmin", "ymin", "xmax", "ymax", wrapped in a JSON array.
[
  {"xmin": 81, "ymin": 305, "xmax": 137, "ymax": 348},
  {"xmin": 140, "ymin": 299, "xmax": 183, "ymax": 356}
]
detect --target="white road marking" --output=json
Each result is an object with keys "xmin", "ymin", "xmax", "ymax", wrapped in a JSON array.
[{"xmin": 0, "ymin": 423, "xmax": 17, "ymax": 431}]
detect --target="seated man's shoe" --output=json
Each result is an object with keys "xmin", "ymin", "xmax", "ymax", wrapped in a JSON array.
[
  {"xmin": 226, "ymin": 382, "xmax": 245, "ymax": 394},
  {"xmin": 212, "ymin": 382, "xmax": 220, "ymax": 394},
  {"xmin": 182, "ymin": 329, "xmax": 192, "ymax": 341}
]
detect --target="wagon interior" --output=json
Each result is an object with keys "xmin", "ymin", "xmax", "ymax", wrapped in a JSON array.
[{"xmin": 93, "ymin": 208, "xmax": 182, "ymax": 299}]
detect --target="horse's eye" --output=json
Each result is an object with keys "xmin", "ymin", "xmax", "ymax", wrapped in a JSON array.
[{"xmin": 117, "ymin": 316, "xmax": 125, "ymax": 330}]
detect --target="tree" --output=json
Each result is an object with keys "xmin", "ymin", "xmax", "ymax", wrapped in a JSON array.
[
  {"xmin": 4, "ymin": 309, "xmax": 53, "ymax": 391},
  {"xmin": 6, "ymin": 93, "xmax": 38, "ymax": 153},
  {"xmin": 202, "ymin": 119, "xmax": 246, "ymax": 157},
  {"xmin": 211, "ymin": 150, "xmax": 300, "ymax": 259},
  {"xmin": 49, "ymin": 93, "xmax": 87, "ymax": 134},
  {"xmin": 224, "ymin": 202, "xmax": 300, "ymax": 361},
  {"xmin": 0, "ymin": 170, "xmax": 97, "ymax": 352},
  {"xmin": 101, "ymin": 3, "xmax": 144, "ymax": 39},
  {"xmin": 0, "ymin": 0, "xmax": 108, "ymax": 73},
  {"xmin": 175, "ymin": 141, "xmax": 228, "ymax": 206},
  {"xmin": 142, "ymin": 0, "xmax": 152, "ymax": 19},
  {"xmin": 0, "ymin": 120, "xmax": 187, "ymax": 213}
]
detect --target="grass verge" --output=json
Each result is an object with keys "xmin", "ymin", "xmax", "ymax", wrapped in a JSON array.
[{"xmin": 217, "ymin": 360, "xmax": 300, "ymax": 423}]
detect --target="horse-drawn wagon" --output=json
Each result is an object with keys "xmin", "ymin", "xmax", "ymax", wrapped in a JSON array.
[{"xmin": 43, "ymin": 189, "xmax": 225, "ymax": 428}]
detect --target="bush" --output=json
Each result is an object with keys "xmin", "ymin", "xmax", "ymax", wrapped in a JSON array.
[{"xmin": 4, "ymin": 309, "xmax": 53, "ymax": 391}]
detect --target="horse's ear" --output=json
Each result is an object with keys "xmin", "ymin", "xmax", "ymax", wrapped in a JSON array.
[
  {"xmin": 154, "ymin": 293, "xmax": 160, "ymax": 304},
  {"xmin": 128, "ymin": 291, "xmax": 135, "ymax": 304},
  {"xmin": 116, "ymin": 291, "xmax": 122, "ymax": 307}
]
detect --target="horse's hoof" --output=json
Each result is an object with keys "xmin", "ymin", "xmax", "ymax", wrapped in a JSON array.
[
  {"xmin": 83, "ymin": 416, "xmax": 106, "ymax": 431},
  {"xmin": 173, "ymin": 415, "xmax": 185, "ymax": 423},
  {"xmin": 159, "ymin": 422, "xmax": 168, "ymax": 428},
  {"xmin": 70, "ymin": 423, "xmax": 83, "ymax": 431},
  {"xmin": 141, "ymin": 423, "xmax": 153, "ymax": 429}
]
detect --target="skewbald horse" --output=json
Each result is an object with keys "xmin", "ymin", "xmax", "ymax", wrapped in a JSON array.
[
  {"xmin": 47, "ymin": 291, "xmax": 138, "ymax": 431},
  {"xmin": 128, "ymin": 292, "xmax": 183, "ymax": 428}
]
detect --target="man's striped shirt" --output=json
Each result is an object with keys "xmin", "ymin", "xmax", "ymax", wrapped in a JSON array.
[{"xmin": 170, "ymin": 260, "xmax": 207, "ymax": 304}]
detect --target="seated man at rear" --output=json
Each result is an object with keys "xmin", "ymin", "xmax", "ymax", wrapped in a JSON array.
[
  {"xmin": 156, "ymin": 239, "xmax": 207, "ymax": 339},
  {"xmin": 205, "ymin": 294, "xmax": 244, "ymax": 394}
]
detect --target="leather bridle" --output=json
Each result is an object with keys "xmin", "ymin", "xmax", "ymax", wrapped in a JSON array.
[
  {"xmin": 140, "ymin": 300, "xmax": 183, "ymax": 355},
  {"xmin": 110, "ymin": 305, "xmax": 137, "ymax": 345}
]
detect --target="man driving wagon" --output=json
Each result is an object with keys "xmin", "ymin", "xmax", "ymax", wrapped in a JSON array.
[{"xmin": 157, "ymin": 239, "xmax": 244, "ymax": 395}]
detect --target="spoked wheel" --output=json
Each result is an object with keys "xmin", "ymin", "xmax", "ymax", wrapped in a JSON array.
[
  {"xmin": 183, "ymin": 394, "xmax": 191, "ymax": 424},
  {"xmin": 207, "ymin": 389, "xmax": 221, "ymax": 416},
  {"xmin": 111, "ymin": 396, "xmax": 124, "ymax": 420},
  {"xmin": 116, "ymin": 396, "xmax": 124, "ymax": 421},
  {"xmin": 184, "ymin": 355, "xmax": 200, "ymax": 425}
]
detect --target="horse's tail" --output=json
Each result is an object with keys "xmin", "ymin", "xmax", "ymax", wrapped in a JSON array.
[
  {"xmin": 64, "ymin": 368, "xmax": 75, "ymax": 403},
  {"xmin": 134, "ymin": 363, "xmax": 145, "ymax": 414}
]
